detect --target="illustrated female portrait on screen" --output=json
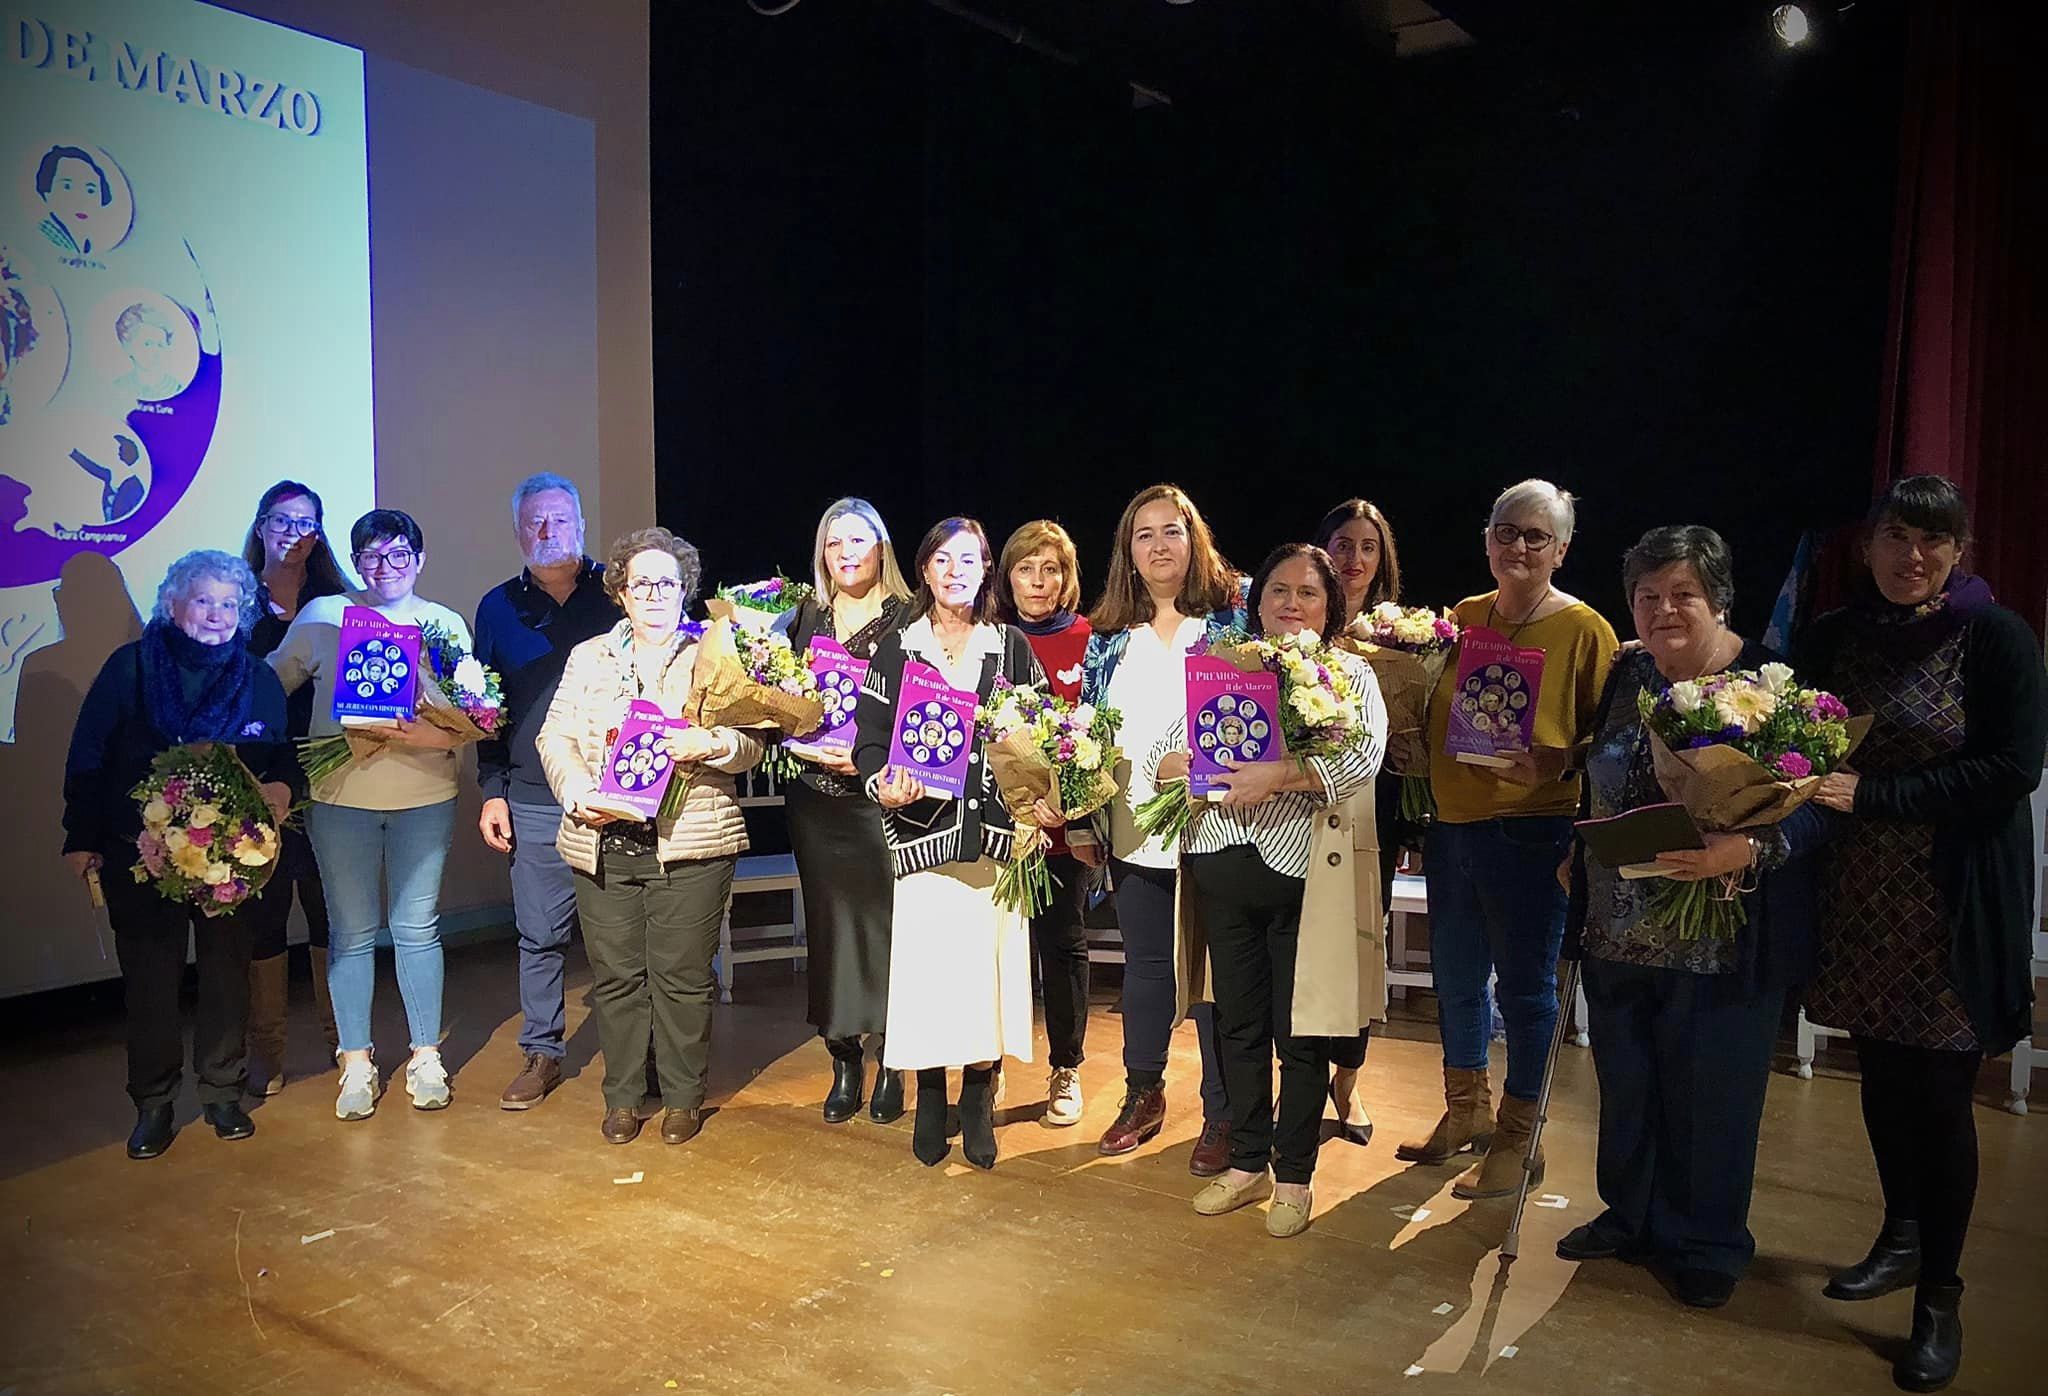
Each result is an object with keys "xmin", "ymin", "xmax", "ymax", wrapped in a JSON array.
[
  {"xmin": 0, "ymin": 247, "xmax": 37, "ymax": 425},
  {"xmin": 27, "ymin": 143, "xmax": 135, "ymax": 259},
  {"xmin": 111, "ymin": 301, "xmax": 191, "ymax": 401}
]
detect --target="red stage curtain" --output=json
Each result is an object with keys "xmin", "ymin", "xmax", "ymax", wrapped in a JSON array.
[{"xmin": 1871, "ymin": 1, "xmax": 2048, "ymax": 637}]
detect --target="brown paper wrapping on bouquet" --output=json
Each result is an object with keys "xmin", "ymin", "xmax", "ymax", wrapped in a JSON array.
[
  {"xmin": 412, "ymin": 681, "xmax": 490, "ymax": 744},
  {"xmin": 985, "ymin": 729, "xmax": 1120, "ymax": 867},
  {"xmin": 155, "ymin": 741, "xmax": 285, "ymax": 907},
  {"xmin": 1646, "ymin": 715, "xmax": 1873, "ymax": 831},
  {"xmin": 1341, "ymin": 638, "xmax": 1449, "ymax": 777},
  {"xmin": 685, "ymin": 617, "xmax": 827, "ymax": 735},
  {"xmin": 705, "ymin": 596, "xmax": 787, "ymax": 636}
]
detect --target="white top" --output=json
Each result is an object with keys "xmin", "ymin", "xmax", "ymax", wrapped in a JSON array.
[
  {"xmin": 899, "ymin": 615, "xmax": 1004, "ymax": 693},
  {"xmin": 270, "ymin": 591, "xmax": 474, "ymax": 810},
  {"xmin": 1105, "ymin": 616, "xmax": 1208, "ymax": 868}
]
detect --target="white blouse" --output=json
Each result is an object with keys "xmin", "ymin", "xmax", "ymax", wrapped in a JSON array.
[{"xmin": 1105, "ymin": 616, "xmax": 1208, "ymax": 869}]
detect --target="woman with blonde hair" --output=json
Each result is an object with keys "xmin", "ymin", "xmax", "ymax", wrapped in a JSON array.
[
  {"xmin": 775, "ymin": 498, "xmax": 915, "ymax": 1124},
  {"xmin": 1077, "ymin": 483, "xmax": 1246, "ymax": 1172}
]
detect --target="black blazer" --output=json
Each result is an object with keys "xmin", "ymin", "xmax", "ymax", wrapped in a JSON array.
[{"xmin": 851, "ymin": 620, "xmax": 1045, "ymax": 878}]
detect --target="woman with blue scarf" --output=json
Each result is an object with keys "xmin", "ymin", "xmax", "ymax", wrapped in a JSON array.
[{"xmin": 62, "ymin": 551, "xmax": 300, "ymax": 1161}]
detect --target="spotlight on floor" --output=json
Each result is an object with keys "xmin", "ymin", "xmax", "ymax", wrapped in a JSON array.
[{"xmin": 1771, "ymin": 5, "xmax": 1812, "ymax": 46}]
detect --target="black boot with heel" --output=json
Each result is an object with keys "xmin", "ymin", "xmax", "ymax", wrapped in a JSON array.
[
  {"xmin": 912, "ymin": 1069, "xmax": 950, "ymax": 1166},
  {"xmin": 822, "ymin": 1044, "xmax": 864, "ymax": 1124},
  {"xmin": 959, "ymin": 1066, "xmax": 997, "ymax": 1170}
]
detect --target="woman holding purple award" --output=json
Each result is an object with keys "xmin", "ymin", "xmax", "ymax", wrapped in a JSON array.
[
  {"xmin": 852, "ymin": 517, "xmax": 1047, "ymax": 1170},
  {"xmin": 774, "ymin": 498, "xmax": 914, "ymax": 1126},
  {"xmin": 1406, "ymin": 479, "xmax": 1618, "ymax": 1199},
  {"xmin": 270, "ymin": 509, "xmax": 473, "ymax": 1122}
]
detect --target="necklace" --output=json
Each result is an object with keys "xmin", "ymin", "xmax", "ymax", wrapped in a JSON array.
[{"xmin": 1486, "ymin": 585, "xmax": 1554, "ymax": 643}]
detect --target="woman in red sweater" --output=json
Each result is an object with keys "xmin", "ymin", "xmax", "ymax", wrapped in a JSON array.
[{"xmin": 993, "ymin": 520, "xmax": 1095, "ymax": 1127}]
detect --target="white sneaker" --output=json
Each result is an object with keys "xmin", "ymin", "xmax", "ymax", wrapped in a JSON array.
[
  {"xmin": 335, "ymin": 1057, "xmax": 379, "ymax": 1121},
  {"xmin": 405, "ymin": 1051, "xmax": 451, "ymax": 1111},
  {"xmin": 1044, "ymin": 1067, "xmax": 1084, "ymax": 1128}
]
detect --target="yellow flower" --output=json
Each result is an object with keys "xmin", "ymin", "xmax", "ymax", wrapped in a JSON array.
[
  {"xmin": 1712, "ymin": 683, "xmax": 1777, "ymax": 735},
  {"xmin": 171, "ymin": 843, "xmax": 210, "ymax": 877},
  {"xmin": 142, "ymin": 798, "xmax": 172, "ymax": 829},
  {"xmin": 188, "ymin": 803, "xmax": 222, "ymax": 829},
  {"xmin": 164, "ymin": 826, "xmax": 189, "ymax": 851},
  {"xmin": 1073, "ymin": 735, "xmax": 1103, "ymax": 771},
  {"xmin": 234, "ymin": 836, "xmax": 271, "ymax": 867}
]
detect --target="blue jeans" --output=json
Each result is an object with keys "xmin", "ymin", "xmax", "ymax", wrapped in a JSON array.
[
  {"xmin": 309, "ymin": 799, "xmax": 457, "ymax": 1054},
  {"xmin": 509, "ymin": 800, "xmax": 579, "ymax": 1058},
  {"xmin": 1424, "ymin": 815, "xmax": 1573, "ymax": 1100}
]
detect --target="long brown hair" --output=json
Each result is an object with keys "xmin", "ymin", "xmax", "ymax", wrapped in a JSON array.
[
  {"xmin": 1088, "ymin": 483, "xmax": 1238, "ymax": 632},
  {"xmin": 240, "ymin": 480, "xmax": 351, "ymax": 605},
  {"xmin": 907, "ymin": 516, "xmax": 997, "ymax": 624},
  {"xmin": 1311, "ymin": 496, "xmax": 1402, "ymax": 612}
]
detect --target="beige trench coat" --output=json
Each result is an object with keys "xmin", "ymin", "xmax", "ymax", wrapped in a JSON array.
[{"xmin": 1172, "ymin": 782, "xmax": 1387, "ymax": 1036}]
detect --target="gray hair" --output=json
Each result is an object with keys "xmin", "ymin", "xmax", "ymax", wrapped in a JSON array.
[
  {"xmin": 1489, "ymin": 478, "xmax": 1578, "ymax": 546},
  {"xmin": 155, "ymin": 549, "xmax": 259, "ymax": 634},
  {"xmin": 1622, "ymin": 525, "xmax": 1735, "ymax": 617},
  {"xmin": 510, "ymin": 471, "xmax": 583, "ymax": 520}
]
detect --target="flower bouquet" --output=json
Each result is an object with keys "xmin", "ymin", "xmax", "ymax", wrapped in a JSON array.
[
  {"xmin": 664, "ymin": 619, "xmax": 827, "ymax": 815},
  {"xmin": 300, "ymin": 621, "xmax": 505, "ymax": 786},
  {"xmin": 1635, "ymin": 661, "xmax": 1870, "ymax": 939},
  {"xmin": 974, "ymin": 677, "xmax": 1123, "ymax": 913},
  {"xmin": 708, "ymin": 574, "xmax": 814, "ymax": 634},
  {"xmin": 129, "ymin": 743, "xmax": 283, "ymax": 917},
  {"xmin": 1134, "ymin": 628, "xmax": 1373, "ymax": 850},
  {"xmin": 1344, "ymin": 602, "xmax": 1460, "ymax": 822}
]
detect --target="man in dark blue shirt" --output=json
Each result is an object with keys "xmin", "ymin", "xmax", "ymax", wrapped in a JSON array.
[{"xmin": 474, "ymin": 473, "xmax": 617, "ymax": 1108}]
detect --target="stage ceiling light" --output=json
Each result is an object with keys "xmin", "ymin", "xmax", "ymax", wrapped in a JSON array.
[{"xmin": 1772, "ymin": 5, "xmax": 1813, "ymax": 46}]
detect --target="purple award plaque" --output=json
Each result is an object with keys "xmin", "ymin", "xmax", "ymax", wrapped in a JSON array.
[
  {"xmin": 1444, "ymin": 625, "xmax": 1545, "ymax": 766},
  {"xmin": 587, "ymin": 699, "xmax": 688, "ymax": 820},
  {"xmin": 331, "ymin": 606, "xmax": 421, "ymax": 724},
  {"xmin": 782, "ymin": 636, "xmax": 866, "ymax": 762},
  {"xmin": 1185, "ymin": 655, "xmax": 1283, "ymax": 800},
  {"xmin": 885, "ymin": 660, "xmax": 977, "ymax": 799}
]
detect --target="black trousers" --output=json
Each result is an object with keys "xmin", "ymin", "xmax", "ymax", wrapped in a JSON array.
[
  {"xmin": 1030, "ymin": 852, "xmax": 1091, "ymax": 1068},
  {"xmin": 245, "ymin": 825, "xmax": 330, "ymax": 960},
  {"xmin": 1111, "ymin": 859, "xmax": 1228, "ymax": 1117},
  {"xmin": 1581, "ymin": 956, "xmax": 1783, "ymax": 1276},
  {"xmin": 1188, "ymin": 845, "xmax": 1327, "ymax": 1185},
  {"xmin": 1854, "ymin": 1035, "xmax": 1982, "ymax": 1287},
  {"xmin": 105, "ymin": 866, "xmax": 254, "ymax": 1109}
]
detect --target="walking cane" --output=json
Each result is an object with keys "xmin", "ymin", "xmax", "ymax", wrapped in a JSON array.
[{"xmin": 1500, "ymin": 956, "xmax": 1581, "ymax": 1263}]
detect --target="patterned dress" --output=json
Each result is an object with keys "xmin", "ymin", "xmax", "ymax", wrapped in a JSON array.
[{"xmin": 1805, "ymin": 623, "xmax": 1977, "ymax": 1050}]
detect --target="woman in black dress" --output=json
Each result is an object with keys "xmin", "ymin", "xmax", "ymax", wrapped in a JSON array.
[
  {"xmin": 1801, "ymin": 476, "xmax": 2046, "ymax": 1394},
  {"xmin": 776, "ymin": 498, "xmax": 914, "ymax": 1123}
]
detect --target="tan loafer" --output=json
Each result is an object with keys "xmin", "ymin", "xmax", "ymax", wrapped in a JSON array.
[
  {"xmin": 1193, "ymin": 1169, "xmax": 1273, "ymax": 1217},
  {"xmin": 1266, "ymin": 1186, "xmax": 1314, "ymax": 1239}
]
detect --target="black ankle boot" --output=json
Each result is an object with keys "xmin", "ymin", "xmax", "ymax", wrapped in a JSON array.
[
  {"xmin": 822, "ymin": 1053, "xmax": 864, "ymax": 1124},
  {"xmin": 959, "ymin": 1066, "xmax": 997, "ymax": 1170},
  {"xmin": 204, "ymin": 1101, "xmax": 256, "ymax": 1140},
  {"xmin": 912, "ymin": 1069, "xmax": 950, "ymax": 1166},
  {"xmin": 1893, "ymin": 1279, "xmax": 1963, "ymax": 1393},
  {"xmin": 1825, "ymin": 1217, "xmax": 1921, "ymax": 1301},
  {"xmin": 127, "ymin": 1104, "xmax": 175, "ymax": 1160},
  {"xmin": 870, "ymin": 1066, "xmax": 905, "ymax": 1123}
]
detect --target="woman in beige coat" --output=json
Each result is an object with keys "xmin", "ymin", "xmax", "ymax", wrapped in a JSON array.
[
  {"xmin": 537, "ymin": 528, "xmax": 763, "ymax": 1146},
  {"xmin": 1150, "ymin": 544, "xmax": 1387, "ymax": 1238}
]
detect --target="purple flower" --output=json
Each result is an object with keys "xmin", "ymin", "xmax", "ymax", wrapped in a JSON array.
[
  {"xmin": 1809, "ymin": 692, "xmax": 1849, "ymax": 721},
  {"xmin": 1774, "ymin": 751, "xmax": 1813, "ymax": 778},
  {"xmin": 1686, "ymin": 735, "xmax": 1721, "ymax": 750}
]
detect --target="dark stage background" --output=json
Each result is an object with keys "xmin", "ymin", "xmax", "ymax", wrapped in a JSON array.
[{"xmin": 651, "ymin": 1, "xmax": 1903, "ymax": 636}]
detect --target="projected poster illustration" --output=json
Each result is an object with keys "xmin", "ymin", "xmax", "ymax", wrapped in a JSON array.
[{"xmin": 0, "ymin": 0, "xmax": 372, "ymax": 741}]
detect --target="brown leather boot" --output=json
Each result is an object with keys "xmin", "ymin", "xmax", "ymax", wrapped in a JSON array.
[
  {"xmin": 1395, "ymin": 1066, "xmax": 1494, "ymax": 1164},
  {"xmin": 245, "ymin": 954, "xmax": 289, "ymax": 1096},
  {"xmin": 309, "ymin": 947, "xmax": 339, "ymax": 1056},
  {"xmin": 1453, "ymin": 1094, "xmax": 1544, "ymax": 1200}
]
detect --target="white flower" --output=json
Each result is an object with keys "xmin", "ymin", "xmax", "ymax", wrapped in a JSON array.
[
  {"xmin": 1293, "ymin": 629, "xmax": 1321, "ymax": 650},
  {"xmin": 1757, "ymin": 661, "xmax": 1795, "ymax": 695},
  {"xmin": 1668, "ymin": 680, "xmax": 1705, "ymax": 715},
  {"xmin": 141, "ymin": 798, "xmax": 172, "ymax": 829},
  {"xmin": 453, "ymin": 656, "xmax": 488, "ymax": 694},
  {"xmin": 1290, "ymin": 684, "xmax": 1341, "ymax": 727},
  {"xmin": 201, "ymin": 861, "xmax": 233, "ymax": 885},
  {"xmin": 1071, "ymin": 703, "xmax": 1096, "ymax": 732},
  {"xmin": 188, "ymin": 803, "xmax": 221, "ymax": 829},
  {"xmin": 1073, "ymin": 735, "xmax": 1103, "ymax": 771},
  {"xmin": 164, "ymin": 826, "xmax": 190, "ymax": 851}
]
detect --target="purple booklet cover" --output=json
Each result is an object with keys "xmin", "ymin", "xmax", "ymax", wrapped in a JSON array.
[
  {"xmin": 782, "ymin": 636, "xmax": 867, "ymax": 761},
  {"xmin": 1444, "ymin": 625, "xmax": 1545, "ymax": 764},
  {"xmin": 587, "ymin": 699, "xmax": 688, "ymax": 820},
  {"xmin": 332, "ymin": 606, "xmax": 421, "ymax": 723},
  {"xmin": 1186, "ymin": 655, "xmax": 1283, "ymax": 799},
  {"xmin": 885, "ymin": 660, "xmax": 977, "ymax": 799}
]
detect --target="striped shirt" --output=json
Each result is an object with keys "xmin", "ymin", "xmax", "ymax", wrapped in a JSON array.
[{"xmin": 1145, "ymin": 650, "xmax": 1386, "ymax": 878}]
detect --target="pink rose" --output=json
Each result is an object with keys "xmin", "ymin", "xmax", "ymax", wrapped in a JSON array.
[
  {"xmin": 185, "ymin": 825, "xmax": 213, "ymax": 849},
  {"xmin": 213, "ymin": 882, "xmax": 241, "ymax": 904}
]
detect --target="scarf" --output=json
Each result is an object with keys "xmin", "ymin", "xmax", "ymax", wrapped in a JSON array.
[
  {"xmin": 1013, "ymin": 608, "xmax": 1077, "ymax": 637},
  {"xmin": 139, "ymin": 619, "xmax": 258, "ymax": 743},
  {"xmin": 1854, "ymin": 570, "xmax": 1996, "ymax": 655}
]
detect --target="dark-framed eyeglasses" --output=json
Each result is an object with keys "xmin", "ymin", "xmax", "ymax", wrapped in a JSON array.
[
  {"xmin": 627, "ymin": 577, "xmax": 681, "ymax": 599},
  {"xmin": 355, "ymin": 548, "xmax": 417, "ymax": 573},
  {"xmin": 264, "ymin": 512, "xmax": 321, "ymax": 537},
  {"xmin": 1490, "ymin": 523, "xmax": 1557, "ymax": 551}
]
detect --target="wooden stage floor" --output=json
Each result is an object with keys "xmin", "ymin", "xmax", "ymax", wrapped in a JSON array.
[{"xmin": 1, "ymin": 939, "xmax": 2040, "ymax": 1395}]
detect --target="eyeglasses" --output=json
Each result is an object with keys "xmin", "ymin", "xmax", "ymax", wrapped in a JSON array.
[
  {"xmin": 1490, "ymin": 523, "xmax": 1557, "ymax": 551},
  {"xmin": 264, "ymin": 513, "xmax": 321, "ymax": 537},
  {"xmin": 355, "ymin": 548, "xmax": 417, "ymax": 573},
  {"xmin": 627, "ymin": 577, "xmax": 681, "ymax": 599}
]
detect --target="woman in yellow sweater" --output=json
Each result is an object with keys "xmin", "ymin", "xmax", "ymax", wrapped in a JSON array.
[{"xmin": 1397, "ymin": 479, "xmax": 1618, "ymax": 1199}]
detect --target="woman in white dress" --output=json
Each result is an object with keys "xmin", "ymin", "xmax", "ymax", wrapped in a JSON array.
[{"xmin": 852, "ymin": 517, "xmax": 1048, "ymax": 1170}]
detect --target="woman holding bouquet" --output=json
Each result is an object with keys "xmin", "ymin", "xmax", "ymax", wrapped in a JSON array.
[
  {"xmin": 1149, "ymin": 544, "xmax": 1386, "ymax": 1236},
  {"xmin": 1079, "ymin": 484, "xmax": 1244, "ymax": 1170},
  {"xmin": 993, "ymin": 519, "xmax": 1095, "ymax": 1128},
  {"xmin": 538, "ymin": 528, "xmax": 765, "ymax": 1146},
  {"xmin": 775, "ymin": 498, "xmax": 913, "ymax": 1125},
  {"xmin": 853, "ymin": 517, "xmax": 1046, "ymax": 1169},
  {"xmin": 1312, "ymin": 496, "xmax": 1408, "ymax": 1146},
  {"xmin": 62, "ymin": 550, "xmax": 300, "ymax": 1159},
  {"xmin": 1561, "ymin": 525, "xmax": 1817, "ymax": 1309},
  {"xmin": 1798, "ymin": 477, "xmax": 2046, "ymax": 1393},
  {"xmin": 270, "ymin": 509, "xmax": 474, "ymax": 1120},
  {"xmin": 1407, "ymin": 479, "xmax": 1619, "ymax": 1198},
  {"xmin": 238, "ymin": 480, "xmax": 350, "ymax": 1092}
]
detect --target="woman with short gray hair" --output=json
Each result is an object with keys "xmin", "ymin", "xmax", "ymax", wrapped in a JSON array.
[{"xmin": 61, "ymin": 550, "xmax": 300, "ymax": 1159}]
